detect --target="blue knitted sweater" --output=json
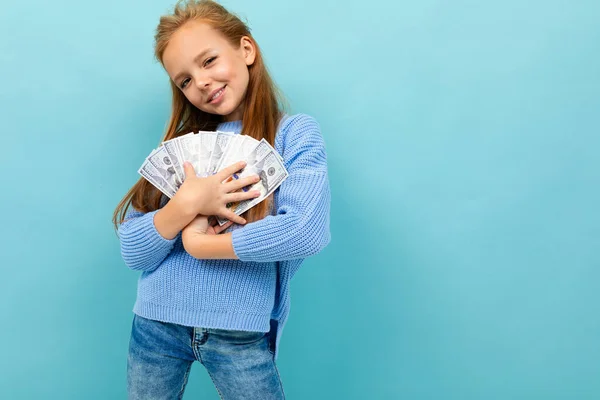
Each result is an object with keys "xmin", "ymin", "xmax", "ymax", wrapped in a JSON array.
[{"xmin": 118, "ymin": 113, "xmax": 331, "ymax": 360}]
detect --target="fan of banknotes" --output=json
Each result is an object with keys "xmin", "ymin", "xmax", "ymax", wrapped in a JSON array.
[{"xmin": 138, "ymin": 131, "xmax": 288, "ymax": 226}]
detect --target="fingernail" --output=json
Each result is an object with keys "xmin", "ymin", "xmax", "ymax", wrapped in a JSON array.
[{"xmin": 241, "ymin": 219, "xmax": 247, "ymax": 224}]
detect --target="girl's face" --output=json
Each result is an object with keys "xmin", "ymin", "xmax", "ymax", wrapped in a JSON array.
[{"xmin": 162, "ymin": 20, "xmax": 256, "ymax": 122}]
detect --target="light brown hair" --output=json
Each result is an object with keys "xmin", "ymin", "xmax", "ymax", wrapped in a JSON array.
[{"xmin": 112, "ymin": 0, "xmax": 289, "ymax": 230}]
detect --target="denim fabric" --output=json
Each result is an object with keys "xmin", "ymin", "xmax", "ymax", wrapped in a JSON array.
[{"xmin": 127, "ymin": 313, "xmax": 285, "ymax": 399}]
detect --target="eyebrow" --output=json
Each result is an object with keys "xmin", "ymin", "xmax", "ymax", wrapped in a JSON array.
[{"xmin": 173, "ymin": 48, "xmax": 214, "ymax": 83}]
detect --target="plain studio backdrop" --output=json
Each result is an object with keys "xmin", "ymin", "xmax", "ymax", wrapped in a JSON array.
[{"xmin": 1, "ymin": 0, "xmax": 599, "ymax": 399}]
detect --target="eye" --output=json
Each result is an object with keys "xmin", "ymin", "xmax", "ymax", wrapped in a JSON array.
[
  {"xmin": 204, "ymin": 56, "xmax": 216, "ymax": 67},
  {"xmin": 180, "ymin": 78, "xmax": 190, "ymax": 89}
]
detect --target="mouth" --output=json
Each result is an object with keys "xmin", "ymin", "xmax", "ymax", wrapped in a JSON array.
[{"xmin": 207, "ymin": 85, "xmax": 226, "ymax": 103}]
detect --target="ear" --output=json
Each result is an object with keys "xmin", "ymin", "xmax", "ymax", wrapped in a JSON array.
[{"xmin": 240, "ymin": 36, "xmax": 256, "ymax": 66}]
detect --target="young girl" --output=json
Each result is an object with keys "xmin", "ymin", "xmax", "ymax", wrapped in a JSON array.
[{"xmin": 112, "ymin": 0, "xmax": 331, "ymax": 398}]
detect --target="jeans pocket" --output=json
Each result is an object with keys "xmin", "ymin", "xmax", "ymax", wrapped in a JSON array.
[{"xmin": 210, "ymin": 328, "xmax": 268, "ymax": 346}]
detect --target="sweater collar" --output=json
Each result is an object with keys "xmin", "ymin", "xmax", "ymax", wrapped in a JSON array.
[
  {"xmin": 216, "ymin": 119, "xmax": 242, "ymax": 134},
  {"xmin": 215, "ymin": 113, "xmax": 289, "ymax": 134}
]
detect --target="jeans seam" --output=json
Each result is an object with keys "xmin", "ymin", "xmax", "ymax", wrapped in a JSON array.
[
  {"xmin": 177, "ymin": 363, "xmax": 192, "ymax": 400},
  {"xmin": 197, "ymin": 347, "xmax": 224, "ymax": 400},
  {"xmin": 272, "ymin": 360, "xmax": 286, "ymax": 399},
  {"xmin": 205, "ymin": 367, "xmax": 225, "ymax": 400},
  {"xmin": 269, "ymin": 325, "xmax": 285, "ymax": 399}
]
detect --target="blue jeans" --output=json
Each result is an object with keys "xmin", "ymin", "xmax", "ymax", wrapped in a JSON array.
[{"xmin": 127, "ymin": 314, "xmax": 285, "ymax": 399}]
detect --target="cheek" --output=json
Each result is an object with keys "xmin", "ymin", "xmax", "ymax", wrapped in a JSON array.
[
  {"xmin": 185, "ymin": 92, "xmax": 210, "ymax": 112},
  {"xmin": 185, "ymin": 92, "xmax": 203, "ymax": 107},
  {"xmin": 234, "ymin": 64, "xmax": 250, "ymax": 87},
  {"xmin": 214, "ymin": 63, "xmax": 236, "ymax": 82}
]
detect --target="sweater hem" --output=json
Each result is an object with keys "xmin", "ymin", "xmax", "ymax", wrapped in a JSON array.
[{"xmin": 132, "ymin": 300, "xmax": 272, "ymax": 333}]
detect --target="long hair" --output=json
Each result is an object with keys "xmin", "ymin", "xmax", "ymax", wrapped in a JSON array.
[{"xmin": 112, "ymin": 0, "xmax": 289, "ymax": 231}]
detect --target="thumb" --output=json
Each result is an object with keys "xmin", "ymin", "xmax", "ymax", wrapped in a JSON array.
[{"xmin": 183, "ymin": 162, "xmax": 196, "ymax": 180}]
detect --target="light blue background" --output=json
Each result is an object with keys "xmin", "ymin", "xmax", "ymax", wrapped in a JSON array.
[{"xmin": 1, "ymin": 0, "xmax": 599, "ymax": 398}]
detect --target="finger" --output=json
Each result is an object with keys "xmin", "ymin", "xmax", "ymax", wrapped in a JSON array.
[
  {"xmin": 220, "ymin": 210, "xmax": 246, "ymax": 225},
  {"xmin": 214, "ymin": 221, "xmax": 234, "ymax": 234},
  {"xmin": 182, "ymin": 162, "xmax": 197, "ymax": 180},
  {"xmin": 216, "ymin": 161, "xmax": 247, "ymax": 181},
  {"xmin": 225, "ymin": 190, "xmax": 261, "ymax": 204},
  {"xmin": 223, "ymin": 174, "xmax": 260, "ymax": 192}
]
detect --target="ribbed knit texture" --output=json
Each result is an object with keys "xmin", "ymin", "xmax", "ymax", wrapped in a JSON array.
[{"xmin": 118, "ymin": 113, "xmax": 331, "ymax": 360}]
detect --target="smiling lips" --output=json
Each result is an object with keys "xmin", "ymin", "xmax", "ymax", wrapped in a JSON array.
[{"xmin": 208, "ymin": 85, "xmax": 226, "ymax": 103}]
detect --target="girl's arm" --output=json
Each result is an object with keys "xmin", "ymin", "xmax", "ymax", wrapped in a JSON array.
[
  {"xmin": 119, "ymin": 162, "xmax": 260, "ymax": 269},
  {"xmin": 184, "ymin": 114, "xmax": 331, "ymax": 262},
  {"xmin": 183, "ymin": 232, "xmax": 238, "ymax": 259},
  {"xmin": 118, "ymin": 208, "xmax": 180, "ymax": 272},
  {"xmin": 181, "ymin": 215, "xmax": 238, "ymax": 259}
]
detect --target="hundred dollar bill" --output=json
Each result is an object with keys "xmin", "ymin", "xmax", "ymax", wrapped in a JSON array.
[
  {"xmin": 148, "ymin": 146, "xmax": 182, "ymax": 190},
  {"xmin": 217, "ymin": 150, "xmax": 289, "ymax": 226},
  {"xmin": 249, "ymin": 139, "xmax": 283, "ymax": 163},
  {"xmin": 177, "ymin": 134, "xmax": 204, "ymax": 176},
  {"xmin": 172, "ymin": 132, "xmax": 195, "ymax": 173},
  {"xmin": 195, "ymin": 131, "xmax": 216, "ymax": 177},
  {"xmin": 138, "ymin": 160, "xmax": 176, "ymax": 198},
  {"xmin": 237, "ymin": 135, "xmax": 261, "ymax": 159},
  {"xmin": 235, "ymin": 136, "xmax": 282, "ymax": 167},
  {"xmin": 207, "ymin": 131, "xmax": 236, "ymax": 175},
  {"xmin": 215, "ymin": 135, "xmax": 253, "ymax": 172},
  {"xmin": 225, "ymin": 139, "xmax": 283, "ymax": 184},
  {"xmin": 163, "ymin": 132, "xmax": 193, "ymax": 183},
  {"xmin": 244, "ymin": 139, "xmax": 277, "ymax": 167}
]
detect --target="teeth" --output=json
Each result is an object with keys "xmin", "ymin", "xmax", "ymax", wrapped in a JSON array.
[{"xmin": 210, "ymin": 88, "xmax": 224, "ymax": 101}]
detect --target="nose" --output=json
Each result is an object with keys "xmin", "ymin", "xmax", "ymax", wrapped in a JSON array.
[{"xmin": 194, "ymin": 72, "xmax": 210, "ymax": 91}]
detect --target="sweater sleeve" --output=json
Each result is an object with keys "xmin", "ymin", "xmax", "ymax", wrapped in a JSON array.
[
  {"xmin": 117, "ymin": 208, "xmax": 179, "ymax": 272},
  {"xmin": 231, "ymin": 114, "xmax": 331, "ymax": 262}
]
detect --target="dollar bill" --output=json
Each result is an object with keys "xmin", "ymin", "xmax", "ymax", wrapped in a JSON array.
[
  {"xmin": 237, "ymin": 135, "xmax": 262, "ymax": 159},
  {"xmin": 177, "ymin": 135, "xmax": 205, "ymax": 176},
  {"xmin": 195, "ymin": 132, "xmax": 216, "ymax": 177},
  {"xmin": 147, "ymin": 146, "xmax": 182, "ymax": 190},
  {"xmin": 206, "ymin": 131, "xmax": 235, "ymax": 175},
  {"xmin": 172, "ymin": 132, "xmax": 194, "ymax": 173},
  {"xmin": 214, "ymin": 135, "xmax": 245, "ymax": 172},
  {"xmin": 244, "ymin": 139, "xmax": 275, "ymax": 167},
  {"xmin": 163, "ymin": 132, "xmax": 194, "ymax": 183},
  {"xmin": 138, "ymin": 161, "xmax": 176, "ymax": 198},
  {"xmin": 217, "ymin": 150, "xmax": 289, "ymax": 226},
  {"xmin": 138, "ymin": 130, "xmax": 289, "ymax": 228},
  {"xmin": 219, "ymin": 135, "xmax": 265, "ymax": 171}
]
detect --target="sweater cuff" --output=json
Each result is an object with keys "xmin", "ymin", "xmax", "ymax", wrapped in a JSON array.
[{"xmin": 231, "ymin": 226, "xmax": 254, "ymax": 262}]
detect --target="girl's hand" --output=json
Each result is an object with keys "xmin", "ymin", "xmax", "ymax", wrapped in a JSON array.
[
  {"xmin": 182, "ymin": 214, "xmax": 235, "ymax": 237},
  {"xmin": 181, "ymin": 215, "xmax": 237, "ymax": 260},
  {"xmin": 172, "ymin": 161, "xmax": 261, "ymax": 225}
]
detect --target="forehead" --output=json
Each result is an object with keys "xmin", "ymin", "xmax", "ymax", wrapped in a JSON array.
[{"xmin": 163, "ymin": 20, "xmax": 230, "ymax": 70}]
